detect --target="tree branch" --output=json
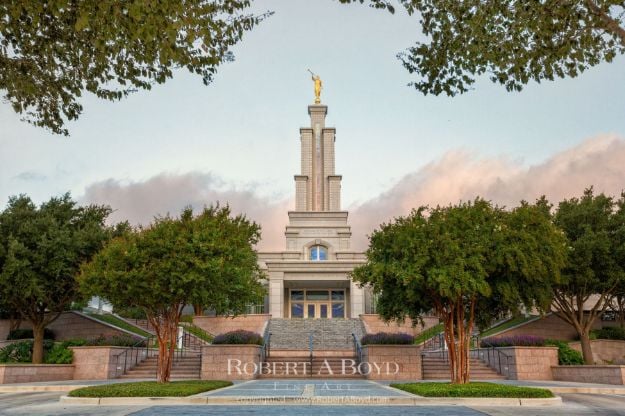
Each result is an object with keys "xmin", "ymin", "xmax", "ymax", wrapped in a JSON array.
[{"xmin": 586, "ymin": 0, "xmax": 625, "ymax": 46}]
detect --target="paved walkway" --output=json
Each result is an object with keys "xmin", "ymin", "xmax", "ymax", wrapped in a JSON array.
[{"xmin": 201, "ymin": 379, "xmax": 412, "ymax": 398}]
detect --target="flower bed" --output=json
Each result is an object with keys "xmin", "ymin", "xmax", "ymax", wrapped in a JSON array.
[
  {"xmin": 212, "ymin": 330, "xmax": 262, "ymax": 345},
  {"xmin": 361, "ymin": 332, "xmax": 414, "ymax": 345},
  {"xmin": 68, "ymin": 380, "xmax": 232, "ymax": 397}
]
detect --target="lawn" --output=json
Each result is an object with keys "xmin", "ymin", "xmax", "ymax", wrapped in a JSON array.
[
  {"xmin": 68, "ymin": 381, "xmax": 232, "ymax": 397},
  {"xmin": 390, "ymin": 382, "xmax": 553, "ymax": 398},
  {"xmin": 87, "ymin": 313, "xmax": 152, "ymax": 338},
  {"xmin": 480, "ymin": 316, "xmax": 538, "ymax": 338},
  {"xmin": 414, "ymin": 323, "xmax": 443, "ymax": 345}
]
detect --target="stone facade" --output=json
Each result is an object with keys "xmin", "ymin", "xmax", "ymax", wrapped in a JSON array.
[
  {"xmin": 193, "ymin": 315, "xmax": 270, "ymax": 336},
  {"xmin": 552, "ymin": 365, "xmax": 625, "ymax": 385},
  {"xmin": 361, "ymin": 345, "xmax": 422, "ymax": 381},
  {"xmin": 201, "ymin": 345, "xmax": 262, "ymax": 381},
  {"xmin": 360, "ymin": 314, "xmax": 439, "ymax": 336},
  {"xmin": 569, "ymin": 340, "xmax": 625, "ymax": 364},
  {"xmin": 257, "ymin": 103, "xmax": 367, "ymax": 320},
  {"xmin": 0, "ymin": 364, "xmax": 74, "ymax": 384},
  {"xmin": 477, "ymin": 346, "xmax": 558, "ymax": 380}
]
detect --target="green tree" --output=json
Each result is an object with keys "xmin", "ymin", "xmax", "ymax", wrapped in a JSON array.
[
  {"xmin": 551, "ymin": 189, "xmax": 625, "ymax": 364},
  {"xmin": 0, "ymin": 1, "xmax": 270, "ymax": 135},
  {"xmin": 0, "ymin": 194, "xmax": 112, "ymax": 363},
  {"xmin": 352, "ymin": 198, "xmax": 566, "ymax": 383},
  {"xmin": 79, "ymin": 206, "xmax": 265, "ymax": 383},
  {"xmin": 341, "ymin": 0, "xmax": 624, "ymax": 95}
]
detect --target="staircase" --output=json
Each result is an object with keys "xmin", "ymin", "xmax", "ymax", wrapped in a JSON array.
[
  {"xmin": 268, "ymin": 318, "xmax": 365, "ymax": 350},
  {"xmin": 120, "ymin": 353, "xmax": 202, "ymax": 380},
  {"xmin": 422, "ymin": 353, "xmax": 505, "ymax": 380}
]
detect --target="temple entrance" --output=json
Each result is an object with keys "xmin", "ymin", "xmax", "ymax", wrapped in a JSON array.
[{"xmin": 289, "ymin": 289, "xmax": 345, "ymax": 319}]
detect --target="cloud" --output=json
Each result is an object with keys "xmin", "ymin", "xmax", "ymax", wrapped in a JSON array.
[
  {"xmin": 80, "ymin": 135, "xmax": 625, "ymax": 252},
  {"xmin": 80, "ymin": 173, "xmax": 291, "ymax": 250},
  {"xmin": 13, "ymin": 171, "xmax": 46, "ymax": 181},
  {"xmin": 349, "ymin": 135, "xmax": 625, "ymax": 249}
]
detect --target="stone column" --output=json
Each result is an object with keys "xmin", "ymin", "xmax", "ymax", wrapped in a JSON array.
[
  {"xmin": 269, "ymin": 272, "xmax": 284, "ymax": 318},
  {"xmin": 350, "ymin": 280, "xmax": 365, "ymax": 318}
]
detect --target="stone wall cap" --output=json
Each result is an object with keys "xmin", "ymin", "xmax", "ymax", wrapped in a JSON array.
[
  {"xmin": 552, "ymin": 365, "xmax": 625, "ymax": 368},
  {"xmin": 0, "ymin": 364, "xmax": 75, "ymax": 367}
]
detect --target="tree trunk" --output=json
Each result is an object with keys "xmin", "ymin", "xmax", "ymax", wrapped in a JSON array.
[
  {"xmin": 32, "ymin": 324, "xmax": 45, "ymax": 364},
  {"xmin": 579, "ymin": 329, "xmax": 594, "ymax": 365},
  {"xmin": 9, "ymin": 314, "xmax": 21, "ymax": 332},
  {"xmin": 193, "ymin": 304, "xmax": 203, "ymax": 316}
]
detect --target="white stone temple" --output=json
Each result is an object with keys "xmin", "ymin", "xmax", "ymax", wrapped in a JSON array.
[{"xmin": 257, "ymin": 103, "xmax": 368, "ymax": 319}]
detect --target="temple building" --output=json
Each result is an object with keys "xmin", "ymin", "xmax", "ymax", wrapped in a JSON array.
[{"xmin": 257, "ymin": 103, "xmax": 368, "ymax": 319}]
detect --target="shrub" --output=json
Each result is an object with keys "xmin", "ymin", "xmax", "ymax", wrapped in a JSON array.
[
  {"xmin": 591, "ymin": 326, "xmax": 625, "ymax": 341},
  {"xmin": 7, "ymin": 328, "xmax": 55, "ymax": 340},
  {"xmin": 179, "ymin": 315, "xmax": 194, "ymax": 324},
  {"xmin": 360, "ymin": 332, "xmax": 415, "ymax": 345},
  {"xmin": 0, "ymin": 339, "xmax": 68, "ymax": 363},
  {"xmin": 480, "ymin": 335, "xmax": 545, "ymax": 348},
  {"xmin": 212, "ymin": 330, "xmax": 262, "ymax": 345},
  {"xmin": 86, "ymin": 334, "xmax": 144, "ymax": 347},
  {"xmin": 545, "ymin": 340, "xmax": 584, "ymax": 365},
  {"xmin": 44, "ymin": 343, "xmax": 73, "ymax": 364}
]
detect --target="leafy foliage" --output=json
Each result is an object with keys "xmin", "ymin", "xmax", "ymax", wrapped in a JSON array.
[
  {"xmin": 79, "ymin": 205, "xmax": 265, "ymax": 382},
  {"xmin": 0, "ymin": 339, "xmax": 73, "ymax": 364},
  {"xmin": 212, "ymin": 330, "xmax": 262, "ymax": 345},
  {"xmin": 591, "ymin": 326, "xmax": 625, "ymax": 340},
  {"xmin": 183, "ymin": 324, "xmax": 214, "ymax": 343},
  {"xmin": 551, "ymin": 189, "xmax": 625, "ymax": 364},
  {"xmin": 353, "ymin": 198, "xmax": 567, "ymax": 383},
  {"xmin": 85, "ymin": 334, "xmax": 144, "ymax": 347},
  {"xmin": 360, "ymin": 332, "xmax": 414, "ymax": 345},
  {"xmin": 0, "ymin": 1, "xmax": 270, "ymax": 135},
  {"xmin": 340, "ymin": 0, "xmax": 625, "ymax": 95},
  {"xmin": 68, "ymin": 380, "xmax": 232, "ymax": 397},
  {"xmin": 0, "ymin": 194, "xmax": 113, "ymax": 363},
  {"xmin": 480, "ymin": 335, "xmax": 545, "ymax": 348},
  {"xmin": 545, "ymin": 340, "xmax": 584, "ymax": 365},
  {"xmin": 87, "ymin": 313, "xmax": 151, "ymax": 337},
  {"xmin": 391, "ymin": 382, "xmax": 554, "ymax": 398}
]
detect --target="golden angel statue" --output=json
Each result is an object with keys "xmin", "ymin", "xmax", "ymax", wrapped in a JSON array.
[{"xmin": 308, "ymin": 69, "xmax": 322, "ymax": 104}]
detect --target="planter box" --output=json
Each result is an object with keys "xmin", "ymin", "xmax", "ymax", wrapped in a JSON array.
[
  {"xmin": 0, "ymin": 364, "xmax": 74, "ymax": 384},
  {"xmin": 201, "ymin": 344, "xmax": 262, "ymax": 380},
  {"xmin": 70, "ymin": 346, "xmax": 147, "ymax": 380},
  {"xmin": 477, "ymin": 346, "xmax": 558, "ymax": 380},
  {"xmin": 552, "ymin": 365, "xmax": 625, "ymax": 385},
  {"xmin": 361, "ymin": 345, "xmax": 422, "ymax": 380}
]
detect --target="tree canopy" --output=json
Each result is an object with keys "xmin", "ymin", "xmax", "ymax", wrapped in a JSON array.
[
  {"xmin": 0, "ymin": 1, "xmax": 269, "ymax": 135},
  {"xmin": 341, "ymin": 0, "xmax": 625, "ymax": 95},
  {"xmin": 352, "ymin": 198, "xmax": 567, "ymax": 383},
  {"xmin": 551, "ymin": 188, "xmax": 625, "ymax": 364},
  {"xmin": 0, "ymin": 194, "xmax": 112, "ymax": 363},
  {"xmin": 79, "ymin": 205, "xmax": 265, "ymax": 382}
]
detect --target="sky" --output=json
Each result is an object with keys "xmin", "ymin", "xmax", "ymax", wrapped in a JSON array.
[{"xmin": 1, "ymin": 1, "xmax": 625, "ymax": 249}]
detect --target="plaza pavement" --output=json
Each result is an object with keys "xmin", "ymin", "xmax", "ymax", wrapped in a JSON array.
[{"xmin": 2, "ymin": 379, "xmax": 625, "ymax": 415}]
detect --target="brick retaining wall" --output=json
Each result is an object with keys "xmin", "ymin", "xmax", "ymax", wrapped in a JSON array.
[
  {"xmin": 70, "ymin": 346, "xmax": 146, "ymax": 379},
  {"xmin": 201, "ymin": 345, "xmax": 262, "ymax": 380},
  {"xmin": 569, "ymin": 340, "xmax": 625, "ymax": 364},
  {"xmin": 477, "ymin": 346, "xmax": 558, "ymax": 380},
  {"xmin": 361, "ymin": 345, "xmax": 422, "ymax": 380},
  {"xmin": 359, "ymin": 314, "xmax": 439, "ymax": 336},
  {"xmin": 552, "ymin": 365, "xmax": 625, "ymax": 385},
  {"xmin": 0, "ymin": 364, "xmax": 74, "ymax": 384}
]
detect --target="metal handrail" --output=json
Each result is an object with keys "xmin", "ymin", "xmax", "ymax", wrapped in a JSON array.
[
  {"xmin": 112, "ymin": 335, "xmax": 155, "ymax": 378},
  {"xmin": 309, "ymin": 332, "xmax": 314, "ymax": 377},
  {"xmin": 473, "ymin": 347, "xmax": 511, "ymax": 378},
  {"xmin": 261, "ymin": 331, "xmax": 271, "ymax": 362},
  {"xmin": 351, "ymin": 332, "xmax": 363, "ymax": 364}
]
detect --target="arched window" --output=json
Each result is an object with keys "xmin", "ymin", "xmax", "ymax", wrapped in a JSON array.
[{"xmin": 309, "ymin": 245, "xmax": 328, "ymax": 261}]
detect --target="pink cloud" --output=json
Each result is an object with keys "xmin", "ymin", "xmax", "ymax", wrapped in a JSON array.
[{"xmin": 81, "ymin": 135, "xmax": 625, "ymax": 252}]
